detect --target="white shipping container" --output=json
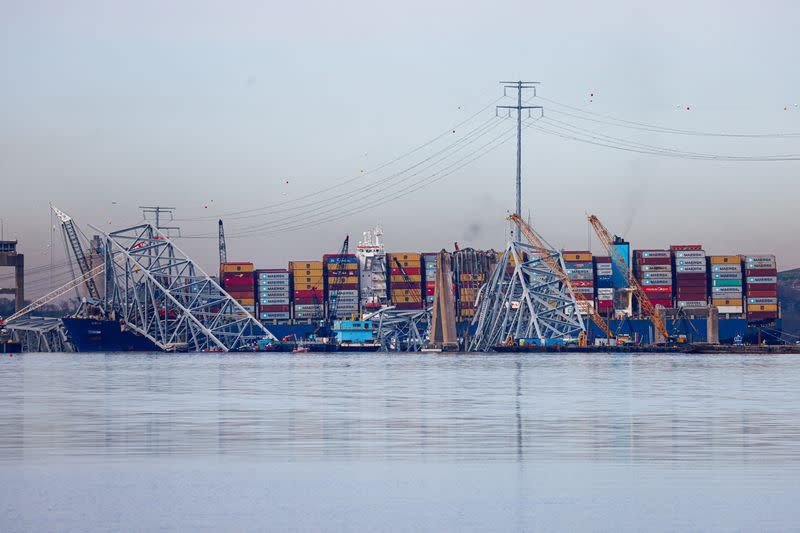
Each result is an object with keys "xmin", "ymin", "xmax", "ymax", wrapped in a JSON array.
[
  {"xmin": 637, "ymin": 250, "xmax": 671, "ymax": 258},
  {"xmin": 295, "ymin": 304, "xmax": 323, "ymax": 311},
  {"xmin": 747, "ymin": 276, "xmax": 777, "ymax": 284},
  {"xmin": 712, "ymin": 286, "xmax": 743, "ymax": 294},
  {"xmin": 745, "ymin": 255, "xmax": 775, "ymax": 262},
  {"xmin": 676, "ymin": 266, "xmax": 706, "ymax": 273},
  {"xmin": 716, "ymin": 306, "xmax": 743, "ymax": 314},
  {"xmin": 712, "ymin": 273, "xmax": 742, "ymax": 280},
  {"xmin": 676, "ymin": 258, "xmax": 706, "ymax": 267},
  {"xmin": 258, "ymin": 272, "xmax": 289, "ymax": 279},
  {"xmin": 747, "ymin": 297, "xmax": 778, "ymax": 305},
  {"xmin": 674, "ymin": 251, "xmax": 705, "ymax": 259},
  {"xmin": 712, "ymin": 265, "xmax": 741, "ymax": 273},
  {"xmin": 677, "ymin": 300, "xmax": 707, "ymax": 308},
  {"xmin": 260, "ymin": 312, "xmax": 290, "ymax": 320},
  {"xmin": 640, "ymin": 265, "xmax": 672, "ymax": 272}
]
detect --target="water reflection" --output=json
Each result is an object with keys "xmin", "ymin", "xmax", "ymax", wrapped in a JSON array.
[{"xmin": 1, "ymin": 352, "xmax": 799, "ymax": 463}]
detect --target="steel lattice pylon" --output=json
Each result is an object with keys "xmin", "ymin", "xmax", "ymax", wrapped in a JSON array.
[
  {"xmin": 97, "ymin": 223, "xmax": 277, "ymax": 352},
  {"xmin": 469, "ymin": 241, "xmax": 585, "ymax": 351}
]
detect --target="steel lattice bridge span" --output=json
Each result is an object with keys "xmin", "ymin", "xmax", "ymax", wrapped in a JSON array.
[{"xmin": 97, "ymin": 223, "xmax": 276, "ymax": 352}]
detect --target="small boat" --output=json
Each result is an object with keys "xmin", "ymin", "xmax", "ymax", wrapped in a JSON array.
[{"xmin": 293, "ymin": 346, "xmax": 311, "ymax": 353}]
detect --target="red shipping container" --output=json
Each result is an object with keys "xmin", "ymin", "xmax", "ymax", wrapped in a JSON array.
[
  {"xmin": 259, "ymin": 304, "xmax": 290, "ymax": 312},
  {"xmin": 746, "ymin": 290, "xmax": 778, "ymax": 298},
  {"xmin": 636, "ymin": 257, "xmax": 671, "ymax": 265},
  {"xmin": 390, "ymin": 282, "xmax": 422, "ymax": 289},
  {"xmin": 390, "ymin": 267, "xmax": 421, "ymax": 275},
  {"xmin": 677, "ymin": 291, "xmax": 707, "ymax": 298},
  {"xmin": 394, "ymin": 302, "xmax": 423, "ymax": 309},
  {"xmin": 747, "ymin": 311, "xmax": 778, "ymax": 320},
  {"xmin": 675, "ymin": 272, "xmax": 706, "ymax": 279},
  {"xmin": 746, "ymin": 268, "xmax": 777, "ymax": 277},
  {"xmin": 675, "ymin": 279, "xmax": 708, "ymax": 288},
  {"xmin": 594, "ymin": 256, "xmax": 611, "ymax": 263},
  {"xmin": 294, "ymin": 289, "xmax": 323, "ymax": 298},
  {"xmin": 223, "ymin": 278, "xmax": 255, "ymax": 289},
  {"xmin": 642, "ymin": 285, "xmax": 672, "ymax": 293},
  {"xmin": 746, "ymin": 284, "xmax": 777, "ymax": 292},
  {"xmin": 670, "ymin": 245, "xmax": 703, "ymax": 251},
  {"xmin": 649, "ymin": 300, "xmax": 673, "ymax": 307},
  {"xmin": 425, "ymin": 282, "xmax": 436, "ymax": 288},
  {"xmin": 571, "ymin": 280, "xmax": 594, "ymax": 287}
]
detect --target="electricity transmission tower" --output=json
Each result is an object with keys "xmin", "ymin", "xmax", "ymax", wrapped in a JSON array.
[
  {"xmin": 140, "ymin": 206, "xmax": 181, "ymax": 237},
  {"xmin": 497, "ymin": 81, "xmax": 542, "ymax": 241}
]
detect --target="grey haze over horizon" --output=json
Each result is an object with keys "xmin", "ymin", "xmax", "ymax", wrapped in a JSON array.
[{"xmin": 2, "ymin": 0, "xmax": 799, "ymax": 297}]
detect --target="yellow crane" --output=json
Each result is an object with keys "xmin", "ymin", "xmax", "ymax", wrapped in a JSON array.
[
  {"xmin": 587, "ymin": 214, "xmax": 670, "ymax": 342},
  {"xmin": 508, "ymin": 214, "xmax": 613, "ymax": 340}
]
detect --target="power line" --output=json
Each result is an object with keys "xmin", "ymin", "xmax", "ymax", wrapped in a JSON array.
[
  {"xmin": 528, "ymin": 119, "xmax": 800, "ymax": 161},
  {"xmin": 181, "ymin": 120, "xmax": 524, "ymax": 239},
  {"xmin": 181, "ymin": 117, "xmax": 513, "ymax": 238},
  {"xmin": 175, "ymin": 95, "xmax": 510, "ymax": 222},
  {"xmin": 538, "ymin": 96, "xmax": 800, "ymax": 138}
]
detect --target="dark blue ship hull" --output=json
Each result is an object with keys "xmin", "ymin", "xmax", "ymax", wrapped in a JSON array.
[
  {"xmin": 61, "ymin": 317, "xmax": 160, "ymax": 352},
  {"xmin": 587, "ymin": 317, "xmax": 783, "ymax": 345}
]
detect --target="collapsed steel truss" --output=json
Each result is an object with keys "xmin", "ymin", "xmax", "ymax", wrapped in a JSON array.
[
  {"xmin": 469, "ymin": 241, "xmax": 585, "ymax": 351},
  {"xmin": 6, "ymin": 317, "xmax": 75, "ymax": 353},
  {"xmin": 364, "ymin": 306, "xmax": 432, "ymax": 351},
  {"xmin": 98, "ymin": 223, "xmax": 276, "ymax": 352}
]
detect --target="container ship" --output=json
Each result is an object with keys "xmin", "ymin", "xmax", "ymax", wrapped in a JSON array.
[{"xmin": 58, "ymin": 227, "xmax": 785, "ymax": 351}]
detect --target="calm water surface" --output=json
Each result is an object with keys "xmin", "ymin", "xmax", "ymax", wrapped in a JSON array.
[{"xmin": 1, "ymin": 352, "xmax": 799, "ymax": 531}]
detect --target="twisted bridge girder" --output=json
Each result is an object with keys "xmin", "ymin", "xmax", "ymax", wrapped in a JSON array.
[
  {"xmin": 96, "ymin": 223, "xmax": 276, "ymax": 352},
  {"xmin": 469, "ymin": 241, "xmax": 585, "ymax": 351}
]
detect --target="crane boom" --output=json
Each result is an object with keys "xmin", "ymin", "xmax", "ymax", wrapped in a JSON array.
[
  {"xmin": 50, "ymin": 205, "xmax": 100, "ymax": 300},
  {"xmin": 508, "ymin": 214, "xmax": 612, "ymax": 339},
  {"xmin": 327, "ymin": 235, "xmax": 350, "ymax": 322},
  {"xmin": 4, "ymin": 265, "xmax": 104, "ymax": 324},
  {"xmin": 587, "ymin": 214, "xmax": 670, "ymax": 341},
  {"xmin": 218, "ymin": 220, "xmax": 227, "ymax": 265}
]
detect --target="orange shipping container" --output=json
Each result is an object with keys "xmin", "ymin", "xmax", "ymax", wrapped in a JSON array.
[
  {"xmin": 712, "ymin": 298, "xmax": 743, "ymax": 306},
  {"xmin": 326, "ymin": 263, "xmax": 358, "ymax": 271},
  {"xmin": 748, "ymin": 303, "xmax": 778, "ymax": 312},
  {"xmin": 328, "ymin": 276, "xmax": 359, "ymax": 285},
  {"xmin": 387, "ymin": 253, "xmax": 421, "ymax": 261},
  {"xmin": 710, "ymin": 255, "xmax": 741, "ymax": 265},
  {"xmin": 289, "ymin": 261, "xmax": 323, "ymax": 270},
  {"xmin": 562, "ymin": 251, "xmax": 593, "ymax": 262},
  {"xmin": 221, "ymin": 262, "xmax": 254, "ymax": 273}
]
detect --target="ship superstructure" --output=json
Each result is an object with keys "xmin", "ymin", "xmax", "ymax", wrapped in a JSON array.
[{"xmin": 356, "ymin": 225, "xmax": 389, "ymax": 312}]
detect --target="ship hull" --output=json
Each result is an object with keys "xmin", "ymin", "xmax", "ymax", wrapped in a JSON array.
[{"xmin": 61, "ymin": 317, "xmax": 161, "ymax": 352}]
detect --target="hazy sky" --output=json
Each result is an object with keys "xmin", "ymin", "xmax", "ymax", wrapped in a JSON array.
[{"xmin": 2, "ymin": 0, "xmax": 799, "ymax": 296}]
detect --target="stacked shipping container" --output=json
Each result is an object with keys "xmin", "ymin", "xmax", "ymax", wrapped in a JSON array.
[
  {"xmin": 256, "ymin": 269, "xmax": 291, "ymax": 322},
  {"xmin": 422, "ymin": 253, "xmax": 438, "ymax": 306},
  {"xmin": 594, "ymin": 256, "xmax": 613, "ymax": 316},
  {"xmin": 744, "ymin": 254, "xmax": 779, "ymax": 321},
  {"xmin": 324, "ymin": 254, "xmax": 360, "ymax": 319},
  {"xmin": 220, "ymin": 262, "xmax": 255, "ymax": 315},
  {"xmin": 453, "ymin": 249, "xmax": 493, "ymax": 320},
  {"xmin": 671, "ymin": 245, "xmax": 708, "ymax": 309},
  {"xmin": 634, "ymin": 250, "xmax": 673, "ymax": 310},
  {"xmin": 290, "ymin": 261, "xmax": 324, "ymax": 321},
  {"xmin": 388, "ymin": 253, "xmax": 423, "ymax": 309},
  {"xmin": 562, "ymin": 250, "xmax": 594, "ymax": 314},
  {"xmin": 707, "ymin": 256, "xmax": 744, "ymax": 315}
]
